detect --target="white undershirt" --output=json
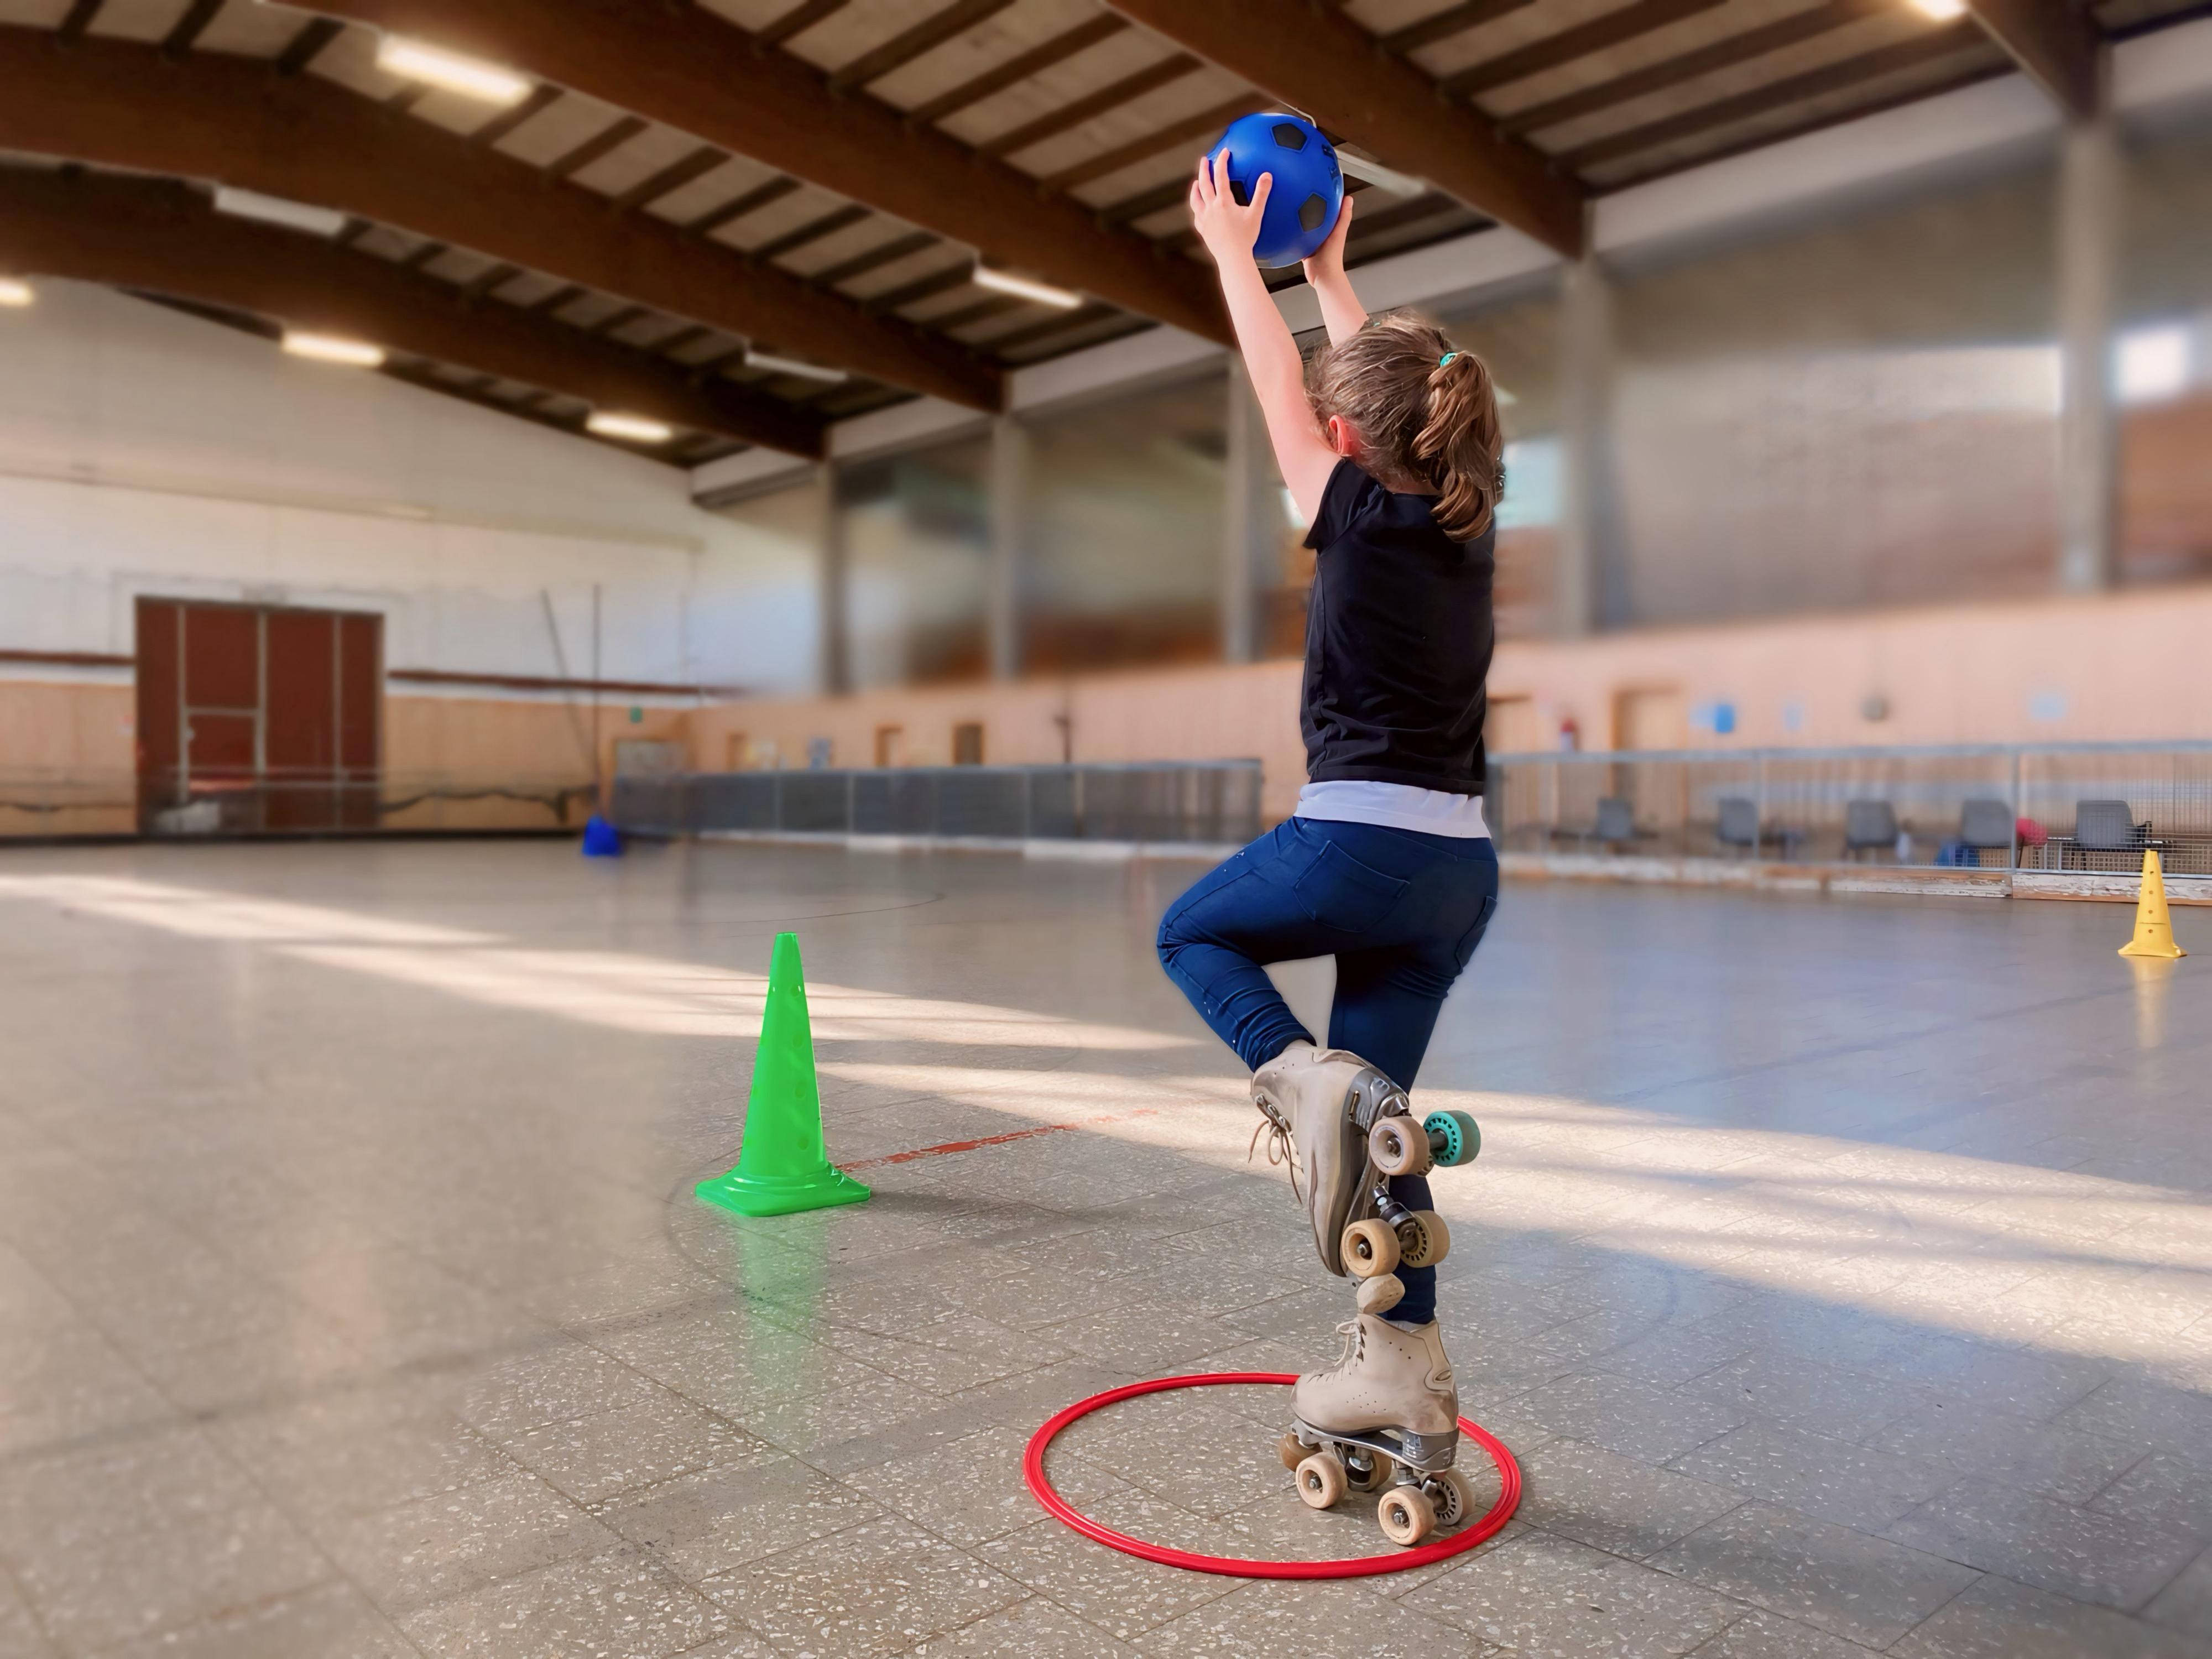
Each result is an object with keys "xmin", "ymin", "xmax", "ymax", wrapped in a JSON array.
[{"xmin": 1293, "ymin": 780, "xmax": 1490, "ymax": 839}]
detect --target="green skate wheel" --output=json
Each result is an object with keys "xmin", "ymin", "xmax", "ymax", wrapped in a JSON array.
[{"xmin": 1425, "ymin": 1110, "xmax": 1480, "ymax": 1167}]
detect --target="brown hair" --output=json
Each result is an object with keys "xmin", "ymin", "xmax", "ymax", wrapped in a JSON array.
[{"xmin": 1307, "ymin": 310, "xmax": 1504, "ymax": 541}]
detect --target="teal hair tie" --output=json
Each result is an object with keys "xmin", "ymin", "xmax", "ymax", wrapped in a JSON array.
[{"xmin": 1438, "ymin": 352, "xmax": 1459, "ymax": 367}]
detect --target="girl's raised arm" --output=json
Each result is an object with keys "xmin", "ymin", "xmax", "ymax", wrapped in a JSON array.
[{"xmin": 1190, "ymin": 153, "xmax": 1342, "ymax": 526}]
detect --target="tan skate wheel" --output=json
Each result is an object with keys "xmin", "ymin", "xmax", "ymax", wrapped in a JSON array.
[
  {"xmin": 1295, "ymin": 1451, "xmax": 1346, "ymax": 1510},
  {"xmin": 1277, "ymin": 1432, "xmax": 1307, "ymax": 1472},
  {"xmin": 1355, "ymin": 1272, "xmax": 1405, "ymax": 1317},
  {"xmin": 1345, "ymin": 1451, "xmax": 1395, "ymax": 1493},
  {"xmin": 1368, "ymin": 1114, "xmax": 1434, "ymax": 1178},
  {"xmin": 1377, "ymin": 1484, "xmax": 1436, "ymax": 1547},
  {"xmin": 1432, "ymin": 1468, "xmax": 1475, "ymax": 1528},
  {"xmin": 1341, "ymin": 1217, "xmax": 1401, "ymax": 1279},
  {"xmin": 1396, "ymin": 1209, "xmax": 1451, "ymax": 1269}
]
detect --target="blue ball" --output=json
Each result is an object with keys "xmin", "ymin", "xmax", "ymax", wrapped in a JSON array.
[{"xmin": 1207, "ymin": 112, "xmax": 1344, "ymax": 268}]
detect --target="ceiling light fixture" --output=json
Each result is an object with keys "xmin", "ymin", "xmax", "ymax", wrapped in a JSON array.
[
  {"xmin": 971, "ymin": 265, "xmax": 1083, "ymax": 310},
  {"xmin": 213, "ymin": 186, "xmax": 349, "ymax": 239},
  {"xmin": 281, "ymin": 331, "xmax": 386, "ymax": 368},
  {"xmin": 745, "ymin": 349, "xmax": 848, "ymax": 384},
  {"xmin": 1335, "ymin": 150, "xmax": 1427, "ymax": 197},
  {"xmin": 586, "ymin": 411, "xmax": 675, "ymax": 444},
  {"xmin": 0, "ymin": 278, "xmax": 33, "ymax": 307},
  {"xmin": 375, "ymin": 35, "xmax": 533, "ymax": 105},
  {"xmin": 1909, "ymin": 0, "xmax": 1968, "ymax": 19}
]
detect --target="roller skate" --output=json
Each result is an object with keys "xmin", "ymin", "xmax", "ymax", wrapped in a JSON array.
[
  {"xmin": 1251, "ymin": 1045, "xmax": 1478, "ymax": 1276},
  {"xmin": 1275, "ymin": 1277, "xmax": 1476, "ymax": 1547}
]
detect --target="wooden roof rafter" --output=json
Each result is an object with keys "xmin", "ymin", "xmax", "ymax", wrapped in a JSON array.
[
  {"xmin": 0, "ymin": 26, "xmax": 1000, "ymax": 411},
  {"xmin": 0, "ymin": 169, "xmax": 825, "ymax": 457}
]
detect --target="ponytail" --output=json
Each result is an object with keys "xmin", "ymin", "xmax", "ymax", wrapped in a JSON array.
[
  {"xmin": 1413, "ymin": 350, "xmax": 1503, "ymax": 542},
  {"xmin": 1307, "ymin": 310, "xmax": 1504, "ymax": 544}
]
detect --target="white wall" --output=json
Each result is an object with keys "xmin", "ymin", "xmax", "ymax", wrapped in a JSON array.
[{"xmin": 0, "ymin": 280, "xmax": 818, "ymax": 696}]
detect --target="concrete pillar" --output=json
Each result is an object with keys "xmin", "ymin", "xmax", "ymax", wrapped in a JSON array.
[
  {"xmin": 1556, "ymin": 249, "xmax": 1614, "ymax": 639},
  {"xmin": 987, "ymin": 416, "xmax": 1026, "ymax": 681},
  {"xmin": 1221, "ymin": 359, "xmax": 1274, "ymax": 664},
  {"xmin": 2056, "ymin": 111, "xmax": 2122, "ymax": 594},
  {"xmin": 817, "ymin": 461, "xmax": 850, "ymax": 695}
]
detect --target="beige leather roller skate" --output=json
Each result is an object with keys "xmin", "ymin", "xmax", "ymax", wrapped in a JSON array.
[
  {"xmin": 1249, "ymin": 1042, "xmax": 1411, "ymax": 1276},
  {"xmin": 1274, "ymin": 1284, "xmax": 1478, "ymax": 1547}
]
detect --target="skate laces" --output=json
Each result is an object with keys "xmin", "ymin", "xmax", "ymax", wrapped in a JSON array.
[
  {"xmin": 1329, "ymin": 1318, "xmax": 1365, "ymax": 1371},
  {"xmin": 1248, "ymin": 1095, "xmax": 1304, "ymax": 1205}
]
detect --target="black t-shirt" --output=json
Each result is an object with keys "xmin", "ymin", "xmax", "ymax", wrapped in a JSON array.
[{"xmin": 1300, "ymin": 460, "xmax": 1495, "ymax": 796}]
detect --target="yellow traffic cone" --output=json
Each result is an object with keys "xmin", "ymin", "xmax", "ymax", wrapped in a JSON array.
[{"xmin": 2119, "ymin": 850, "xmax": 2187, "ymax": 960}]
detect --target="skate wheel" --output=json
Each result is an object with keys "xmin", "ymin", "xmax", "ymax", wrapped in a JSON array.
[
  {"xmin": 1276, "ymin": 1432, "xmax": 1307, "ymax": 1472},
  {"xmin": 1432, "ymin": 1468, "xmax": 1475, "ymax": 1528},
  {"xmin": 1346, "ymin": 1451, "xmax": 1395, "ymax": 1493},
  {"xmin": 1378, "ymin": 1484, "xmax": 1436, "ymax": 1547},
  {"xmin": 1368, "ymin": 1114, "xmax": 1433, "ymax": 1178},
  {"xmin": 1396, "ymin": 1209, "xmax": 1450, "ymax": 1270},
  {"xmin": 1355, "ymin": 1273, "xmax": 1405, "ymax": 1317},
  {"xmin": 1341, "ymin": 1217, "xmax": 1401, "ymax": 1279},
  {"xmin": 1425, "ymin": 1110, "xmax": 1480, "ymax": 1167},
  {"xmin": 1295, "ymin": 1451, "xmax": 1345, "ymax": 1510}
]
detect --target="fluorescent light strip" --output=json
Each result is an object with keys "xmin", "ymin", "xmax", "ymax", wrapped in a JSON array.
[
  {"xmin": 1336, "ymin": 150, "xmax": 1428, "ymax": 199},
  {"xmin": 1910, "ymin": 0, "xmax": 1966, "ymax": 17},
  {"xmin": 0, "ymin": 278, "xmax": 32, "ymax": 308},
  {"xmin": 213, "ymin": 186, "xmax": 348, "ymax": 239},
  {"xmin": 375, "ymin": 35, "xmax": 533, "ymax": 105},
  {"xmin": 586, "ymin": 411, "xmax": 675, "ymax": 444},
  {"xmin": 745, "ymin": 349, "xmax": 847, "ymax": 384},
  {"xmin": 971, "ymin": 265, "xmax": 1083, "ymax": 310},
  {"xmin": 281, "ymin": 331, "xmax": 385, "ymax": 368}
]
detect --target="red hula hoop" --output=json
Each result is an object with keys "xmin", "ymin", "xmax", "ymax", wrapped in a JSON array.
[{"xmin": 1022, "ymin": 1370, "xmax": 1521, "ymax": 1580}]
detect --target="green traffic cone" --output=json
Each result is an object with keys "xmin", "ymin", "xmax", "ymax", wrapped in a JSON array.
[{"xmin": 695, "ymin": 932, "xmax": 870, "ymax": 1218}]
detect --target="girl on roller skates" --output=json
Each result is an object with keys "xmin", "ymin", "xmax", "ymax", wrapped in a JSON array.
[{"xmin": 1156, "ymin": 154, "xmax": 1503, "ymax": 1544}]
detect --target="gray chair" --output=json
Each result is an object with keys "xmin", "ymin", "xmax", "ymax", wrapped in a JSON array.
[
  {"xmin": 1716, "ymin": 796, "xmax": 1804, "ymax": 859},
  {"xmin": 1554, "ymin": 796, "xmax": 1642, "ymax": 852},
  {"xmin": 1843, "ymin": 800, "xmax": 1898, "ymax": 861},
  {"xmin": 2075, "ymin": 799, "xmax": 2149, "ymax": 852},
  {"xmin": 1950, "ymin": 797, "xmax": 2016, "ymax": 868}
]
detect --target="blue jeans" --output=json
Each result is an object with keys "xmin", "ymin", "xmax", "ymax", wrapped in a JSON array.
[{"xmin": 1156, "ymin": 817, "xmax": 1500, "ymax": 1326}]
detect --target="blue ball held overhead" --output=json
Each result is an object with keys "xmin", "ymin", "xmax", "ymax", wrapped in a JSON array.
[{"xmin": 1207, "ymin": 112, "xmax": 1344, "ymax": 268}]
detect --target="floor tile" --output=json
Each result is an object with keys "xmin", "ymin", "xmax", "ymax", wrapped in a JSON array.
[
  {"xmin": 399, "ymin": 1546, "xmax": 729, "ymax": 1658},
  {"xmin": 1650, "ymin": 1499, "xmax": 1979, "ymax": 1648},
  {"xmin": 1891, "ymin": 1572, "xmax": 2212, "ymax": 1658},
  {"xmin": 319, "ymin": 1468, "xmax": 620, "ymax": 1615},
  {"xmin": 95, "ymin": 1581, "xmax": 415, "ymax": 1659},
  {"xmin": 908, "ymin": 1594, "xmax": 1141, "ymax": 1656},
  {"xmin": 1402, "ymin": 1526, "xmax": 1744, "ymax": 1656},
  {"xmin": 1666, "ymin": 1417, "xmax": 1959, "ymax": 1532},
  {"xmin": 1515, "ymin": 1436, "xmax": 1748, "ymax": 1560},
  {"xmin": 597, "ymin": 1451, "xmax": 881, "ymax": 1582},
  {"xmin": 699, "ymin": 1515, "xmax": 1025, "ymax": 1658},
  {"xmin": 1511, "ymin": 1370, "xmax": 1748, "ymax": 1465},
  {"xmin": 497, "ymin": 1390, "xmax": 765, "ymax": 1505},
  {"xmin": 1885, "ymin": 1476, "xmax": 2203, "ymax": 1611}
]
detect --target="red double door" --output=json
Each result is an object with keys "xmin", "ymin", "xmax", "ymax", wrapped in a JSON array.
[{"xmin": 135, "ymin": 599, "xmax": 381, "ymax": 832}]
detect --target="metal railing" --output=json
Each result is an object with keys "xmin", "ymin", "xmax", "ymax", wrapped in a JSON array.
[
  {"xmin": 1489, "ymin": 742, "xmax": 2212, "ymax": 875},
  {"xmin": 0, "ymin": 769, "xmax": 597, "ymax": 838},
  {"xmin": 613, "ymin": 760, "xmax": 1265, "ymax": 847}
]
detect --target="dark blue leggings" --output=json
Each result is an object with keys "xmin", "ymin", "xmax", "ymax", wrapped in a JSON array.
[{"xmin": 1157, "ymin": 817, "xmax": 1499, "ymax": 1325}]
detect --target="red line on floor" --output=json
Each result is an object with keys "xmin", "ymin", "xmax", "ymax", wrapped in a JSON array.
[{"xmin": 847, "ymin": 1107, "xmax": 1162, "ymax": 1170}]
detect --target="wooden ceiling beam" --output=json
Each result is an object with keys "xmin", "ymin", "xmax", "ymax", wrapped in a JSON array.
[
  {"xmin": 1102, "ymin": 0, "xmax": 1585, "ymax": 256},
  {"xmin": 1440, "ymin": 0, "xmax": 1726, "ymax": 100},
  {"xmin": 0, "ymin": 28, "xmax": 999, "ymax": 409},
  {"xmin": 980, "ymin": 52, "xmax": 1201, "ymax": 158},
  {"xmin": 827, "ymin": 0, "xmax": 1019, "ymax": 95},
  {"xmin": 287, "ymin": 0, "xmax": 1229, "ymax": 343},
  {"xmin": 1562, "ymin": 19, "xmax": 1983, "ymax": 169},
  {"xmin": 1381, "ymin": 0, "xmax": 1536, "ymax": 57},
  {"xmin": 1965, "ymin": 0, "xmax": 2101, "ymax": 118},
  {"xmin": 1498, "ymin": 0, "xmax": 1887, "ymax": 137},
  {"xmin": 906, "ymin": 14, "xmax": 1126, "ymax": 123},
  {"xmin": 0, "ymin": 170, "xmax": 825, "ymax": 456}
]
